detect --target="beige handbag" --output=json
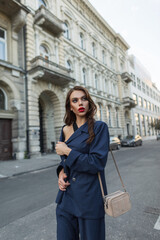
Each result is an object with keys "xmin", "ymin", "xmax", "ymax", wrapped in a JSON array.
[{"xmin": 98, "ymin": 148, "xmax": 131, "ymax": 217}]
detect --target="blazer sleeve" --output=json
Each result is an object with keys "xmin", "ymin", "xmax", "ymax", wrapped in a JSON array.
[
  {"xmin": 65, "ymin": 121, "xmax": 109, "ymax": 174},
  {"xmin": 56, "ymin": 125, "xmax": 66, "ymax": 177}
]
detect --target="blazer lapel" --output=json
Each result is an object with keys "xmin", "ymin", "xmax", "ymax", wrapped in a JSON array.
[{"xmin": 65, "ymin": 121, "xmax": 88, "ymax": 144}]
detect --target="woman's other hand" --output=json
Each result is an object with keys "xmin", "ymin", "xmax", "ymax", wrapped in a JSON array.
[
  {"xmin": 58, "ymin": 168, "xmax": 70, "ymax": 191},
  {"xmin": 55, "ymin": 141, "xmax": 71, "ymax": 156}
]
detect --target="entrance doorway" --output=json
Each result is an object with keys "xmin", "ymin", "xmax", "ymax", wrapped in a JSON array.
[
  {"xmin": 0, "ymin": 119, "xmax": 12, "ymax": 160},
  {"xmin": 38, "ymin": 91, "xmax": 57, "ymax": 153}
]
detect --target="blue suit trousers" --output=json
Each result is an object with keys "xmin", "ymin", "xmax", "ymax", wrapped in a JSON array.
[{"xmin": 56, "ymin": 205, "xmax": 105, "ymax": 240}]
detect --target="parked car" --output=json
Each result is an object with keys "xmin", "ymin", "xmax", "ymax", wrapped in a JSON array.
[
  {"xmin": 121, "ymin": 135, "xmax": 142, "ymax": 147},
  {"xmin": 110, "ymin": 137, "xmax": 121, "ymax": 150},
  {"xmin": 157, "ymin": 133, "xmax": 160, "ymax": 140}
]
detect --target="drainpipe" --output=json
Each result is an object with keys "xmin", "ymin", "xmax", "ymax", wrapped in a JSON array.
[{"xmin": 23, "ymin": 24, "xmax": 30, "ymax": 158}]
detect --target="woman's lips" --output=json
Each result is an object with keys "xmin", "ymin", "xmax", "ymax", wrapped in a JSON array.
[{"xmin": 78, "ymin": 107, "xmax": 85, "ymax": 112}]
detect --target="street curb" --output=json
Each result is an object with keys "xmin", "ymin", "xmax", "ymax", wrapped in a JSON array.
[{"xmin": 0, "ymin": 162, "xmax": 59, "ymax": 180}]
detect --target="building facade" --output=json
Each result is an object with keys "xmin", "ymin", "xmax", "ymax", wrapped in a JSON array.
[
  {"xmin": 129, "ymin": 55, "xmax": 160, "ymax": 139},
  {"xmin": 0, "ymin": 0, "xmax": 29, "ymax": 160},
  {"xmin": 0, "ymin": 0, "xmax": 136, "ymax": 159}
]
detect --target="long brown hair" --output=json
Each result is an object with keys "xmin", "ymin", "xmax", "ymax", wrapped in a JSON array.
[{"xmin": 64, "ymin": 86, "xmax": 97, "ymax": 144}]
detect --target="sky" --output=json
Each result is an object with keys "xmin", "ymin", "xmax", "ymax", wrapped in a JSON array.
[{"xmin": 89, "ymin": 0, "xmax": 160, "ymax": 90}]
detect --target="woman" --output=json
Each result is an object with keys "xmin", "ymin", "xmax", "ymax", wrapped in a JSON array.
[{"xmin": 55, "ymin": 86, "xmax": 109, "ymax": 240}]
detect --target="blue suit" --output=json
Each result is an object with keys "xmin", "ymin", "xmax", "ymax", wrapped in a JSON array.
[{"xmin": 56, "ymin": 121, "xmax": 109, "ymax": 239}]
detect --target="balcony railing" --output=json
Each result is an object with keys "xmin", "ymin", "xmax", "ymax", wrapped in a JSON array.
[
  {"xmin": 34, "ymin": 5, "xmax": 64, "ymax": 37},
  {"xmin": 121, "ymin": 72, "xmax": 133, "ymax": 83},
  {"xmin": 123, "ymin": 97, "xmax": 136, "ymax": 109},
  {"xmin": 29, "ymin": 56, "xmax": 74, "ymax": 86}
]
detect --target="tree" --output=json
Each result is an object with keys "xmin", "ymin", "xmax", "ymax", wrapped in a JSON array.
[{"xmin": 151, "ymin": 119, "xmax": 160, "ymax": 131}]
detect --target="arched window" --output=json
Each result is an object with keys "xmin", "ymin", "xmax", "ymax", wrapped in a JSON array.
[
  {"xmin": 92, "ymin": 42, "xmax": 96, "ymax": 57},
  {"xmin": 40, "ymin": 45, "xmax": 49, "ymax": 60},
  {"xmin": 95, "ymin": 74, "xmax": 98, "ymax": 89},
  {"xmin": 0, "ymin": 28, "xmax": 7, "ymax": 61},
  {"xmin": 38, "ymin": 0, "xmax": 46, "ymax": 7},
  {"xmin": 82, "ymin": 68, "xmax": 86, "ymax": 85},
  {"xmin": 80, "ymin": 32, "xmax": 84, "ymax": 49},
  {"xmin": 66, "ymin": 60, "xmax": 72, "ymax": 70},
  {"xmin": 64, "ymin": 22, "xmax": 70, "ymax": 39},
  {"xmin": 0, "ymin": 89, "xmax": 6, "ymax": 110}
]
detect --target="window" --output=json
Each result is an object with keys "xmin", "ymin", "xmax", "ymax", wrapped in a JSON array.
[
  {"xmin": 80, "ymin": 32, "xmax": 84, "ymax": 49},
  {"xmin": 110, "ymin": 56, "xmax": 114, "ymax": 69},
  {"xmin": 39, "ymin": 45, "xmax": 49, "ymax": 60},
  {"xmin": 92, "ymin": 42, "xmax": 96, "ymax": 57},
  {"xmin": 102, "ymin": 50, "xmax": 105, "ymax": 64},
  {"xmin": 107, "ymin": 106, "xmax": 112, "ymax": 127},
  {"xmin": 38, "ymin": 0, "xmax": 46, "ymax": 7},
  {"xmin": 146, "ymin": 85, "xmax": 149, "ymax": 96},
  {"xmin": 141, "ymin": 115, "xmax": 146, "ymax": 136},
  {"xmin": 133, "ymin": 93, "xmax": 138, "ymax": 105},
  {"xmin": 0, "ymin": 28, "xmax": 7, "ymax": 61},
  {"xmin": 142, "ymin": 82, "xmax": 145, "ymax": 93},
  {"xmin": 138, "ymin": 96, "xmax": 143, "ymax": 107},
  {"xmin": 82, "ymin": 68, "xmax": 86, "ymax": 85},
  {"xmin": 113, "ymin": 84, "xmax": 117, "ymax": 96},
  {"xmin": 143, "ymin": 99, "xmax": 147, "ymax": 109},
  {"xmin": 66, "ymin": 60, "xmax": 72, "ymax": 70},
  {"xmin": 95, "ymin": 74, "xmax": 98, "ymax": 89},
  {"xmin": 115, "ymin": 108, "xmax": 119, "ymax": 127},
  {"xmin": 0, "ymin": 89, "xmax": 6, "ymax": 110},
  {"xmin": 135, "ymin": 113, "xmax": 140, "ymax": 135},
  {"xmin": 148, "ymin": 102, "xmax": 151, "ymax": 111},
  {"xmin": 97, "ymin": 103, "xmax": 102, "ymax": 120},
  {"xmin": 104, "ymin": 79, "xmax": 108, "ymax": 93},
  {"xmin": 64, "ymin": 22, "xmax": 70, "ymax": 39},
  {"xmin": 137, "ymin": 78, "xmax": 141, "ymax": 90}
]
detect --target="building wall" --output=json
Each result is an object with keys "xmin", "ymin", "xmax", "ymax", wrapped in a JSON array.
[
  {"xmin": 23, "ymin": 0, "xmax": 135, "ymax": 156},
  {"xmin": 0, "ymin": 2, "xmax": 29, "ymax": 160},
  {"xmin": 129, "ymin": 55, "xmax": 160, "ymax": 139}
]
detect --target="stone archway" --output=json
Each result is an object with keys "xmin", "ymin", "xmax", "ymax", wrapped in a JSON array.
[{"xmin": 38, "ymin": 90, "xmax": 60, "ymax": 153}]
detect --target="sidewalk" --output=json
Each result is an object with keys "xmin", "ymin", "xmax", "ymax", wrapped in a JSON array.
[{"xmin": 0, "ymin": 153, "xmax": 60, "ymax": 179}]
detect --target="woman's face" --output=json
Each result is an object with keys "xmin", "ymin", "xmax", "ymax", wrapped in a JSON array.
[{"xmin": 70, "ymin": 90, "xmax": 89, "ymax": 118}]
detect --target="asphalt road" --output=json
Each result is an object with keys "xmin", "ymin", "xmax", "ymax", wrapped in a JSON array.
[{"xmin": 0, "ymin": 140, "xmax": 160, "ymax": 240}]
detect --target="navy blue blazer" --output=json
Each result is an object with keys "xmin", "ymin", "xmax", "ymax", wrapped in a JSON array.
[{"xmin": 56, "ymin": 120, "xmax": 109, "ymax": 219}]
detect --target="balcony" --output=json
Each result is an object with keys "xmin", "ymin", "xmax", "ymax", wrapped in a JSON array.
[
  {"xmin": 0, "ymin": 0, "xmax": 29, "ymax": 17},
  {"xmin": 34, "ymin": 5, "xmax": 64, "ymax": 37},
  {"xmin": 0, "ymin": 0, "xmax": 29, "ymax": 32},
  {"xmin": 123, "ymin": 97, "xmax": 136, "ymax": 109},
  {"xmin": 121, "ymin": 72, "xmax": 133, "ymax": 83},
  {"xmin": 29, "ymin": 56, "xmax": 75, "ymax": 86}
]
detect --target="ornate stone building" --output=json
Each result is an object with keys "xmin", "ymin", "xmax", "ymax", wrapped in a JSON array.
[
  {"xmin": 0, "ymin": 0, "xmax": 135, "ymax": 159},
  {"xmin": 0, "ymin": 0, "xmax": 29, "ymax": 160},
  {"xmin": 129, "ymin": 55, "xmax": 160, "ymax": 139}
]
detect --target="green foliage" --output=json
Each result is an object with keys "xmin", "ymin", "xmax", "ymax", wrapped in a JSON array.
[{"xmin": 151, "ymin": 119, "xmax": 160, "ymax": 130}]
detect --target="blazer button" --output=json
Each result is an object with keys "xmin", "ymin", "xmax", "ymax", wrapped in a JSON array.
[{"xmin": 72, "ymin": 177, "xmax": 76, "ymax": 182}]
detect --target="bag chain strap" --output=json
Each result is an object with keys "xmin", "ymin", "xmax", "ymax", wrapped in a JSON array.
[{"xmin": 98, "ymin": 147, "xmax": 127, "ymax": 199}]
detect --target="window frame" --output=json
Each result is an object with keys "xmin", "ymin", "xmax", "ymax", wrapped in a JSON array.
[
  {"xmin": 39, "ymin": 44, "xmax": 50, "ymax": 60},
  {"xmin": 64, "ymin": 21, "xmax": 70, "ymax": 40},
  {"xmin": 0, "ymin": 27, "xmax": 7, "ymax": 61}
]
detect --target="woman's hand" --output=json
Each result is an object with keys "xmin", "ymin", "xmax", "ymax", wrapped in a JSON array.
[
  {"xmin": 58, "ymin": 168, "xmax": 70, "ymax": 191},
  {"xmin": 55, "ymin": 141, "xmax": 71, "ymax": 156}
]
